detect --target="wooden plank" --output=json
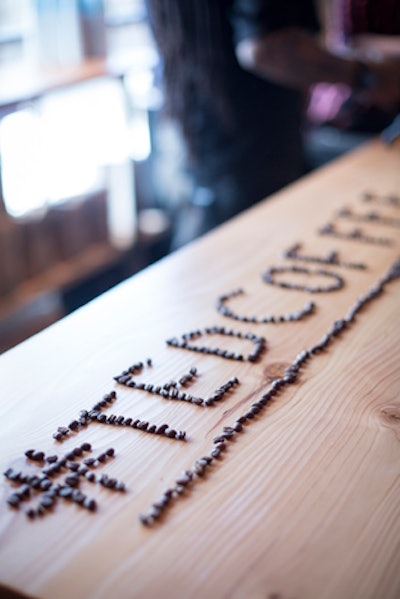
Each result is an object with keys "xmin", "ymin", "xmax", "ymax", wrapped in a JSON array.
[{"xmin": 0, "ymin": 139, "xmax": 399, "ymax": 599}]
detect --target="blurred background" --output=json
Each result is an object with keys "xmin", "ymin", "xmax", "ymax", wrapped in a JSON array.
[
  {"xmin": 0, "ymin": 0, "xmax": 189, "ymax": 352},
  {"xmin": 0, "ymin": 0, "xmax": 393, "ymax": 353}
]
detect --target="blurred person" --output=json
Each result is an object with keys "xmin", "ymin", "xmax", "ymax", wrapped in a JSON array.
[
  {"xmin": 308, "ymin": 0, "xmax": 400, "ymax": 134},
  {"xmin": 146, "ymin": 0, "xmax": 400, "ymax": 243}
]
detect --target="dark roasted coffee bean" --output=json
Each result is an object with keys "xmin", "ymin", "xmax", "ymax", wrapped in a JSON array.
[
  {"xmin": 213, "ymin": 435, "xmax": 226, "ymax": 444},
  {"xmin": 40, "ymin": 479, "xmax": 52, "ymax": 491},
  {"xmin": 19, "ymin": 484, "xmax": 30, "ymax": 498},
  {"xmin": 83, "ymin": 497, "xmax": 97, "ymax": 511},
  {"xmin": 32, "ymin": 451, "xmax": 45, "ymax": 461},
  {"xmin": 72, "ymin": 490, "xmax": 85, "ymax": 504},
  {"xmin": 67, "ymin": 462, "xmax": 79, "ymax": 472},
  {"xmin": 149, "ymin": 506, "xmax": 162, "ymax": 519},
  {"xmin": 7, "ymin": 494, "xmax": 20, "ymax": 507},
  {"xmin": 139, "ymin": 513, "xmax": 151, "ymax": 526},
  {"xmin": 59, "ymin": 487, "xmax": 73, "ymax": 498},
  {"xmin": 176, "ymin": 474, "xmax": 191, "ymax": 486},
  {"xmin": 3, "ymin": 468, "xmax": 14, "ymax": 479},
  {"xmin": 156, "ymin": 424, "xmax": 168, "ymax": 434},
  {"xmin": 40, "ymin": 495, "xmax": 55, "ymax": 509},
  {"xmin": 65, "ymin": 474, "xmax": 79, "ymax": 487},
  {"xmin": 215, "ymin": 442, "xmax": 226, "ymax": 451},
  {"xmin": 31, "ymin": 477, "xmax": 42, "ymax": 489}
]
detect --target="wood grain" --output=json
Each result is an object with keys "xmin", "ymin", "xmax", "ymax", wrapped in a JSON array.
[{"xmin": 0, "ymin": 139, "xmax": 399, "ymax": 599}]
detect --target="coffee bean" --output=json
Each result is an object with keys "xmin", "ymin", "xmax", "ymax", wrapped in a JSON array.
[
  {"xmin": 215, "ymin": 442, "xmax": 226, "ymax": 451},
  {"xmin": 59, "ymin": 487, "xmax": 73, "ymax": 498},
  {"xmin": 40, "ymin": 479, "xmax": 52, "ymax": 491},
  {"xmin": 65, "ymin": 474, "xmax": 79, "ymax": 487},
  {"xmin": 31, "ymin": 477, "xmax": 42, "ymax": 489},
  {"xmin": 19, "ymin": 484, "xmax": 30, "ymax": 498},
  {"xmin": 194, "ymin": 464, "xmax": 205, "ymax": 476},
  {"xmin": 68, "ymin": 462, "xmax": 80, "ymax": 472},
  {"xmin": 72, "ymin": 490, "xmax": 85, "ymax": 504},
  {"xmin": 139, "ymin": 513, "xmax": 151, "ymax": 526},
  {"xmin": 40, "ymin": 495, "xmax": 55, "ymax": 509},
  {"xmin": 32, "ymin": 451, "xmax": 45, "ymax": 462},
  {"xmin": 210, "ymin": 448, "xmax": 221, "ymax": 458},
  {"xmin": 213, "ymin": 435, "xmax": 226, "ymax": 444},
  {"xmin": 83, "ymin": 497, "xmax": 97, "ymax": 511},
  {"xmin": 7, "ymin": 494, "xmax": 20, "ymax": 507},
  {"xmin": 176, "ymin": 475, "xmax": 191, "ymax": 486},
  {"xmin": 149, "ymin": 506, "xmax": 162, "ymax": 519}
]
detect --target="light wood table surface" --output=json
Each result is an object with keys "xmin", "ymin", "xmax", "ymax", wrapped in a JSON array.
[{"xmin": 0, "ymin": 139, "xmax": 399, "ymax": 599}]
